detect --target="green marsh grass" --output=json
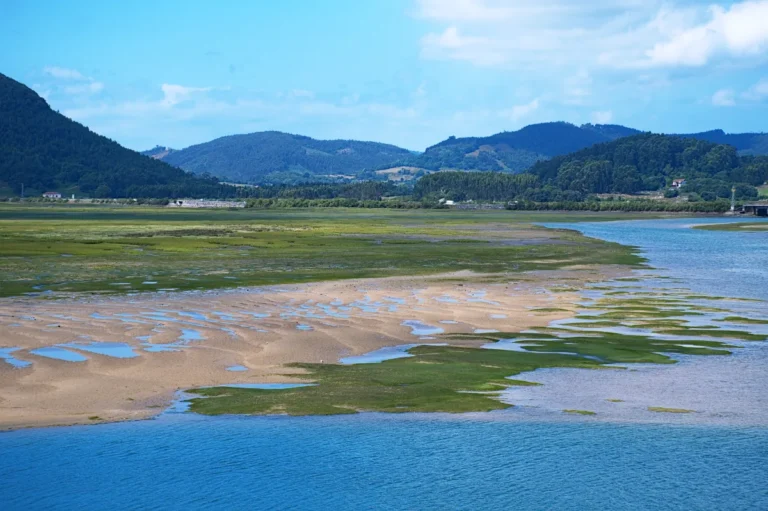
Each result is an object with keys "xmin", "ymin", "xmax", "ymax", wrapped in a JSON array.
[{"xmin": 0, "ymin": 205, "xmax": 645, "ymax": 297}]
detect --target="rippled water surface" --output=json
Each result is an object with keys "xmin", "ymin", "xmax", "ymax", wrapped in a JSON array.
[
  {"xmin": 2, "ymin": 414, "xmax": 767, "ymax": 511},
  {"xmin": 544, "ymin": 217, "xmax": 768, "ymax": 301}
]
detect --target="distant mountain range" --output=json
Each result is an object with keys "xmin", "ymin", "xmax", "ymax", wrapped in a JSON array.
[
  {"xmin": 395, "ymin": 122, "xmax": 640, "ymax": 174},
  {"xmin": 150, "ymin": 132, "xmax": 414, "ymax": 185},
  {"xmin": 0, "ymin": 73, "xmax": 233, "ymax": 198},
  {"xmin": 151, "ymin": 122, "xmax": 768, "ymax": 184},
  {"xmin": 2, "ymin": 71, "xmax": 766, "ymax": 195},
  {"xmin": 384, "ymin": 123, "xmax": 768, "ymax": 176}
]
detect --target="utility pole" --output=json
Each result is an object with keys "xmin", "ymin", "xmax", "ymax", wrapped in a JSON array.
[
  {"xmin": 20, "ymin": 183, "xmax": 24, "ymax": 201},
  {"xmin": 731, "ymin": 186, "xmax": 736, "ymax": 213}
]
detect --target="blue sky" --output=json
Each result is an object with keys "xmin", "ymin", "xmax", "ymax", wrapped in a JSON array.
[{"xmin": 2, "ymin": 0, "xmax": 768, "ymax": 151}]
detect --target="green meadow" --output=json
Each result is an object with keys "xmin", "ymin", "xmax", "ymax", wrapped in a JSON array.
[{"xmin": 0, "ymin": 204, "xmax": 650, "ymax": 297}]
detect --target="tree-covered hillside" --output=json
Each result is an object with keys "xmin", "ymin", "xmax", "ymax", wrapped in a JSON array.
[
  {"xmin": 382, "ymin": 123, "xmax": 768, "ymax": 175},
  {"xmin": 0, "ymin": 73, "xmax": 233, "ymax": 198},
  {"xmin": 386, "ymin": 122, "xmax": 616, "ymax": 174},
  {"xmin": 409, "ymin": 134, "xmax": 768, "ymax": 204},
  {"xmin": 528, "ymin": 134, "xmax": 768, "ymax": 200},
  {"xmin": 413, "ymin": 172, "xmax": 538, "ymax": 201},
  {"xmin": 679, "ymin": 130, "xmax": 768, "ymax": 156},
  {"xmin": 162, "ymin": 131, "xmax": 413, "ymax": 184}
]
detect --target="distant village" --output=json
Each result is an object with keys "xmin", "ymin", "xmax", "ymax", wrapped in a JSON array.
[{"xmin": 37, "ymin": 192, "xmax": 245, "ymax": 209}]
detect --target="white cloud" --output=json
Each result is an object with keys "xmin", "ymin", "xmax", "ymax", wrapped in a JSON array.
[
  {"xmin": 591, "ymin": 110, "xmax": 614, "ymax": 123},
  {"xmin": 290, "ymin": 89, "xmax": 315, "ymax": 99},
  {"xmin": 417, "ymin": 1, "xmax": 768, "ymax": 71},
  {"xmin": 564, "ymin": 70, "xmax": 592, "ymax": 105},
  {"xmin": 420, "ymin": 27, "xmax": 505, "ymax": 66},
  {"xmin": 499, "ymin": 98, "xmax": 540, "ymax": 121},
  {"xmin": 742, "ymin": 78, "xmax": 768, "ymax": 100},
  {"xmin": 645, "ymin": 1, "xmax": 768, "ymax": 67},
  {"xmin": 43, "ymin": 65, "xmax": 104, "ymax": 96},
  {"xmin": 43, "ymin": 66, "xmax": 86, "ymax": 80},
  {"xmin": 417, "ymin": 0, "xmax": 517, "ymax": 21},
  {"xmin": 160, "ymin": 84, "xmax": 212, "ymax": 107},
  {"xmin": 62, "ymin": 84, "xmax": 421, "ymax": 126},
  {"xmin": 64, "ymin": 82, "xmax": 104, "ymax": 95},
  {"xmin": 711, "ymin": 89, "xmax": 736, "ymax": 106}
]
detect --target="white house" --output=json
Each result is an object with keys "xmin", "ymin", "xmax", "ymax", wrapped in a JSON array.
[{"xmin": 671, "ymin": 178, "xmax": 686, "ymax": 189}]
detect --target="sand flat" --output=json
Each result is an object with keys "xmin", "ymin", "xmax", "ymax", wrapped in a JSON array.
[{"xmin": 0, "ymin": 268, "xmax": 620, "ymax": 429}]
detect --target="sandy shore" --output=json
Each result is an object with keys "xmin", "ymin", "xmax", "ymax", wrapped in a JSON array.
[{"xmin": 0, "ymin": 268, "xmax": 623, "ymax": 430}]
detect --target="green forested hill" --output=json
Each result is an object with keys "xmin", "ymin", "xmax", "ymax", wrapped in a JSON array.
[
  {"xmin": 0, "ymin": 73, "xmax": 233, "ymax": 198},
  {"xmin": 528, "ymin": 134, "xmax": 768, "ymax": 199},
  {"xmin": 388, "ymin": 122, "xmax": 620, "ymax": 173},
  {"xmin": 679, "ymin": 130, "xmax": 768, "ymax": 155},
  {"xmin": 384, "ymin": 123, "xmax": 768, "ymax": 175},
  {"xmin": 412, "ymin": 134, "xmax": 768, "ymax": 203},
  {"xmin": 162, "ymin": 131, "xmax": 413, "ymax": 184}
]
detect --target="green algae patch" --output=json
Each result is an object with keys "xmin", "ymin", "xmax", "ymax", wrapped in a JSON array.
[
  {"xmin": 563, "ymin": 409, "xmax": 596, "ymax": 416},
  {"xmin": 183, "ymin": 280, "xmax": 762, "ymax": 418},
  {"xmin": 562, "ymin": 320, "xmax": 625, "ymax": 329},
  {"xmin": 694, "ymin": 222, "xmax": 768, "ymax": 232},
  {"xmin": 656, "ymin": 328, "xmax": 767, "ymax": 341},
  {"xmin": 648, "ymin": 407, "xmax": 695, "ymax": 414},
  {"xmin": 187, "ymin": 326, "xmax": 737, "ymax": 417},
  {"xmin": 188, "ymin": 347, "xmax": 603, "ymax": 416},
  {"xmin": 715, "ymin": 316, "xmax": 768, "ymax": 325}
]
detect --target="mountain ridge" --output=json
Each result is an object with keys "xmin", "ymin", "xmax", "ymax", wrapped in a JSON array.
[
  {"xmin": 0, "ymin": 72, "xmax": 233, "ymax": 198},
  {"xmin": 160, "ymin": 131, "xmax": 413, "ymax": 184},
  {"xmin": 156, "ymin": 122, "xmax": 768, "ymax": 184}
]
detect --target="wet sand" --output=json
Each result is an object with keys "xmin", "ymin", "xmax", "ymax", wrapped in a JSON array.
[{"xmin": 0, "ymin": 268, "xmax": 621, "ymax": 430}]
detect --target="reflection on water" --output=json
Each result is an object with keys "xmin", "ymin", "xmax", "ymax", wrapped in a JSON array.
[
  {"xmin": 340, "ymin": 343, "xmax": 447, "ymax": 365},
  {"xmin": 60, "ymin": 342, "xmax": 139, "ymax": 359},
  {"xmin": 401, "ymin": 320, "xmax": 443, "ymax": 336},
  {"xmin": 503, "ymin": 217, "xmax": 768, "ymax": 424},
  {"xmin": 219, "ymin": 383, "xmax": 316, "ymax": 390},
  {"xmin": 544, "ymin": 217, "xmax": 768, "ymax": 301},
  {"xmin": 0, "ymin": 347, "xmax": 32, "ymax": 368},
  {"xmin": 29, "ymin": 346, "xmax": 88, "ymax": 362}
]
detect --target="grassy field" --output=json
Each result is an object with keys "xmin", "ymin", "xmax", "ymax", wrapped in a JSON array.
[{"xmin": 0, "ymin": 204, "xmax": 653, "ymax": 297}]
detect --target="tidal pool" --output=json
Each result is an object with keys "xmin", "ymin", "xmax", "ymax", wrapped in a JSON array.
[
  {"xmin": 29, "ymin": 347, "xmax": 88, "ymax": 362},
  {"xmin": 401, "ymin": 320, "xmax": 443, "ymax": 336},
  {"xmin": 0, "ymin": 347, "xmax": 32, "ymax": 368},
  {"xmin": 60, "ymin": 342, "xmax": 139, "ymax": 359},
  {"xmin": 340, "ymin": 343, "xmax": 447, "ymax": 364},
  {"xmin": 220, "ymin": 383, "xmax": 316, "ymax": 389}
]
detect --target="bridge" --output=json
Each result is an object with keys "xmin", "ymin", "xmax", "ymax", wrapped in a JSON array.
[{"xmin": 742, "ymin": 203, "xmax": 768, "ymax": 217}]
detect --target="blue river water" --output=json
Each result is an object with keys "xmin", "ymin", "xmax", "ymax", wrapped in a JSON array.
[
  {"xmin": 1, "ymin": 216, "xmax": 767, "ymax": 510},
  {"xmin": 544, "ymin": 216, "xmax": 768, "ymax": 301}
]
